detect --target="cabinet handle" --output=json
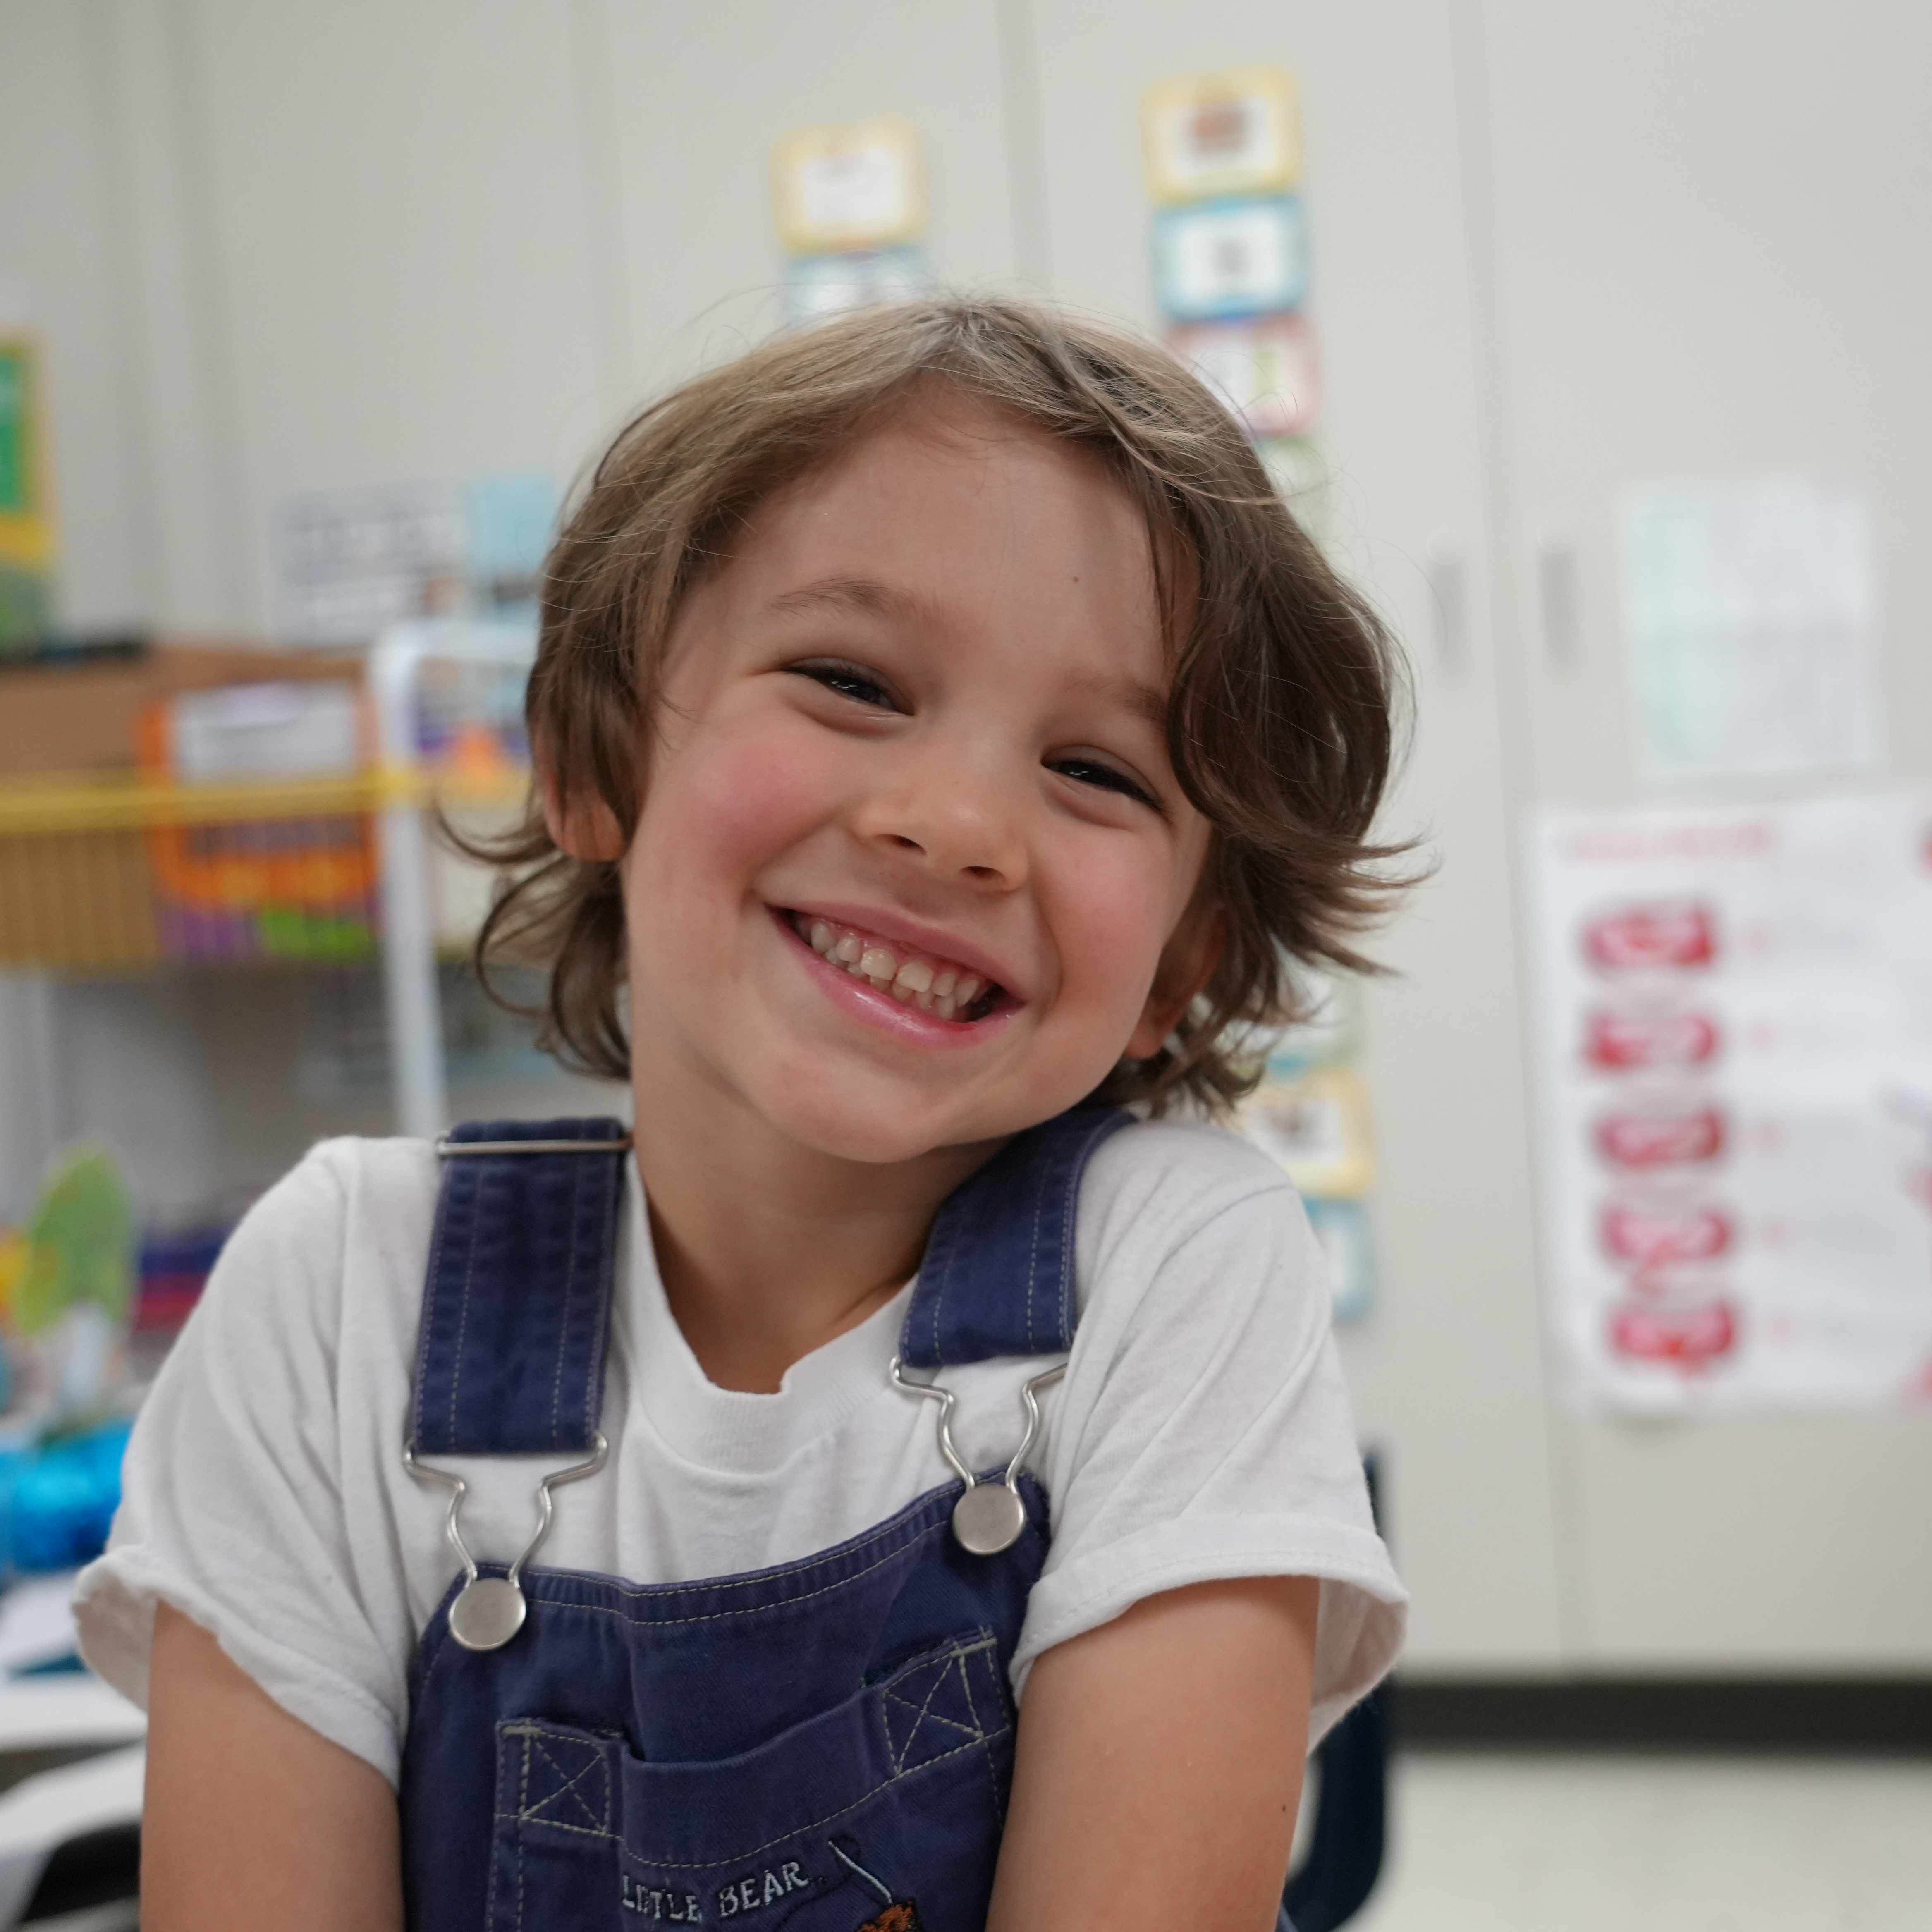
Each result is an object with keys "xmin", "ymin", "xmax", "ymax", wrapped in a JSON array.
[
  {"xmin": 1426, "ymin": 541, "xmax": 1468, "ymax": 674},
  {"xmin": 1537, "ymin": 527, "xmax": 1579, "ymax": 667}
]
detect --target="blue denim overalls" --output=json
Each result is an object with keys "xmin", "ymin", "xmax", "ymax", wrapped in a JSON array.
[{"xmin": 398, "ymin": 1108, "xmax": 1133, "ymax": 1932}]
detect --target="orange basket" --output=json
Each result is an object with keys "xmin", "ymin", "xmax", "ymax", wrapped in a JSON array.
[{"xmin": 132, "ymin": 698, "xmax": 380, "ymax": 963}]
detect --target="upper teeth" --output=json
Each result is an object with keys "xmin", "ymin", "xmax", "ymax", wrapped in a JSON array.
[{"xmin": 798, "ymin": 916, "xmax": 988, "ymax": 1020}]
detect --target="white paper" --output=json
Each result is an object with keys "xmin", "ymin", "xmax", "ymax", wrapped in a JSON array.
[
  {"xmin": 1621, "ymin": 474, "xmax": 1882, "ymax": 784},
  {"xmin": 1528, "ymin": 794, "xmax": 1932, "ymax": 1410},
  {"xmin": 275, "ymin": 473, "xmax": 555, "ymax": 643},
  {"xmin": 275, "ymin": 481, "xmax": 466, "ymax": 644},
  {"xmin": 796, "ymin": 143, "xmax": 910, "ymax": 241},
  {"xmin": 168, "ymin": 680, "xmax": 361, "ymax": 781}
]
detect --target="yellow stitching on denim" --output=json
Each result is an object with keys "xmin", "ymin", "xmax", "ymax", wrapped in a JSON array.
[
  {"xmin": 499, "ymin": 1810, "xmax": 612, "ymax": 1841},
  {"xmin": 523, "ymin": 1734, "xmax": 608, "ymax": 1833},
  {"xmin": 447, "ymin": 1172, "xmax": 483, "ymax": 1442},
  {"xmin": 592, "ymin": 1730, "xmax": 1007, "ymax": 1871},
  {"xmin": 956, "ymin": 1645, "xmax": 1006, "ymax": 1824},
  {"xmin": 956, "ymin": 1645, "xmax": 988, "ymax": 1741},
  {"xmin": 882, "ymin": 1661, "xmax": 983, "ymax": 1770},
  {"xmin": 517, "ymin": 1517, "xmax": 942, "ymax": 1626},
  {"xmin": 585, "ymin": 1161, "xmax": 617, "ymax": 1441},
  {"xmin": 483, "ymin": 1725, "xmax": 507, "ymax": 1930},
  {"xmin": 546, "ymin": 1155, "xmax": 586, "ymax": 1447},
  {"xmin": 414, "ymin": 1169, "xmax": 452, "ymax": 1442},
  {"xmin": 516, "ymin": 1725, "xmax": 531, "ymax": 1932}
]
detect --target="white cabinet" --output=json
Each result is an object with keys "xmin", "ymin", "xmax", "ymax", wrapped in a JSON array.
[
  {"xmin": 1470, "ymin": 0, "xmax": 1932, "ymax": 1668},
  {"xmin": 4, "ymin": 0, "xmax": 1927, "ymax": 1673}
]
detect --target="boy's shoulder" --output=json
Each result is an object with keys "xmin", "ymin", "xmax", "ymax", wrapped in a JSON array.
[
  {"xmin": 1082, "ymin": 1113, "xmax": 1293, "ymax": 1218},
  {"xmin": 243, "ymin": 1133, "xmax": 444, "ymax": 1240},
  {"xmin": 1069, "ymin": 1114, "xmax": 1325, "ymax": 1344},
  {"xmin": 203, "ymin": 1134, "xmax": 442, "ymax": 1326},
  {"xmin": 1076, "ymin": 1114, "xmax": 1301, "ymax": 1277}
]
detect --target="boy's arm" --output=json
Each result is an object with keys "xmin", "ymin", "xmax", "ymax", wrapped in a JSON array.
[
  {"xmin": 143, "ymin": 1603, "xmax": 403, "ymax": 1932},
  {"xmin": 986, "ymin": 1573, "xmax": 1319, "ymax": 1932}
]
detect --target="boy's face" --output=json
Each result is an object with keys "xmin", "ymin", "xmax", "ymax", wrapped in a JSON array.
[{"xmin": 612, "ymin": 399, "xmax": 1214, "ymax": 1166}]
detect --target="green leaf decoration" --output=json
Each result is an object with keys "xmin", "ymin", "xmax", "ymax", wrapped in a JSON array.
[{"xmin": 16, "ymin": 1145, "xmax": 134, "ymax": 1337}]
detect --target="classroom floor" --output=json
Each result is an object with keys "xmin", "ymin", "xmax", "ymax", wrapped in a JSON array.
[{"xmin": 1351, "ymin": 1754, "xmax": 1932, "ymax": 1932}]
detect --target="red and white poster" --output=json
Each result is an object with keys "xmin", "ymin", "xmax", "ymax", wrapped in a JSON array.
[{"xmin": 1528, "ymin": 794, "xmax": 1932, "ymax": 1409}]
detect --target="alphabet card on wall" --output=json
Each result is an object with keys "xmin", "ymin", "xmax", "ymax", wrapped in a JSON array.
[
  {"xmin": 1152, "ymin": 195, "xmax": 1309, "ymax": 322},
  {"xmin": 1528, "ymin": 794, "xmax": 1932, "ymax": 1410},
  {"xmin": 781, "ymin": 248, "xmax": 928, "ymax": 328},
  {"xmin": 1142, "ymin": 67, "xmax": 1323, "ymax": 468},
  {"xmin": 1237, "ymin": 972, "xmax": 1379, "ymax": 1323},
  {"xmin": 1166, "ymin": 312, "xmax": 1320, "ymax": 439},
  {"xmin": 1141, "ymin": 66, "xmax": 1300, "ymax": 203},
  {"xmin": 772, "ymin": 117, "xmax": 931, "ymax": 327},
  {"xmin": 1150, "ymin": 65, "xmax": 1361, "ymax": 1315},
  {"xmin": 771, "ymin": 117, "xmax": 925, "ymax": 255}
]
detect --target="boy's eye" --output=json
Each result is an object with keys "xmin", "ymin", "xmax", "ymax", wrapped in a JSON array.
[
  {"xmin": 788, "ymin": 660, "xmax": 900, "ymax": 710},
  {"xmin": 1047, "ymin": 756, "xmax": 1161, "ymax": 811}
]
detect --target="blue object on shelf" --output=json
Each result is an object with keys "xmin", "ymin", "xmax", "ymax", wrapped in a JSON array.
[{"xmin": 0, "ymin": 1420, "xmax": 133, "ymax": 1576}]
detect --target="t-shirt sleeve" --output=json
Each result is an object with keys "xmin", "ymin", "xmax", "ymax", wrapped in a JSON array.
[
  {"xmin": 73, "ymin": 1141, "xmax": 421, "ymax": 1783},
  {"xmin": 1016, "ymin": 1123, "xmax": 1406, "ymax": 1747}
]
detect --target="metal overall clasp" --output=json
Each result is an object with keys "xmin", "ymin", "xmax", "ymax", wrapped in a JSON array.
[
  {"xmin": 889, "ymin": 1357, "xmax": 1063, "ymax": 1556},
  {"xmin": 403, "ymin": 1432, "xmax": 609, "ymax": 1652}
]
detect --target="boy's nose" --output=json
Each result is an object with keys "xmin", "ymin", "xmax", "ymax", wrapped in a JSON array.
[{"xmin": 850, "ymin": 750, "xmax": 1028, "ymax": 889}]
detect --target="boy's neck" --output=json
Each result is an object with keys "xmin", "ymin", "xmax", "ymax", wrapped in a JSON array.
[{"xmin": 629, "ymin": 1089, "xmax": 1002, "ymax": 1395}]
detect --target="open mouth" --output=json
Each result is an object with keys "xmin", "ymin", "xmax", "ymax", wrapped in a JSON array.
[{"xmin": 784, "ymin": 911, "xmax": 1006, "ymax": 1023}]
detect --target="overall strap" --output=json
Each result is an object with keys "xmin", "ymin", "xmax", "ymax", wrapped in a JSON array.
[
  {"xmin": 410, "ymin": 1118, "xmax": 629, "ymax": 1457},
  {"xmin": 899, "ymin": 1106, "xmax": 1131, "ymax": 1371}
]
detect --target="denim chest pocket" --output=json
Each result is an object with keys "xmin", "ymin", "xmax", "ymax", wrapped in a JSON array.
[{"xmin": 487, "ymin": 1632, "xmax": 1015, "ymax": 1932}]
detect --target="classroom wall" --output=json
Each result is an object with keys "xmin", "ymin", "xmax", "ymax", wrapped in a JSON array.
[{"xmin": 2, "ymin": 0, "xmax": 1928, "ymax": 1676}]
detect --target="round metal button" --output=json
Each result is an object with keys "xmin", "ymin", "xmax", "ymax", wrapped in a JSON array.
[
  {"xmin": 951, "ymin": 1481, "xmax": 1026, "ymax": 1556},
  {"xmin": 449, "ymin": 1576, "xmax": 528, "ymax": 1652}
]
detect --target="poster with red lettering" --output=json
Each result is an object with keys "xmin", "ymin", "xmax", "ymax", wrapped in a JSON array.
[{"xmin": 1528, "ymin": 794, "xmax": 1932, "ymax": 1408}]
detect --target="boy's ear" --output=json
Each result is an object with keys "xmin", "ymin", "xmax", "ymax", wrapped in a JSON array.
[
  {"xmin": 540, "ymin": 771, "xmax": 627, "ymax": 863},
  {"xmin": 1125, "ymin": 904, "xmax": 1224, "ymax": 1061}
]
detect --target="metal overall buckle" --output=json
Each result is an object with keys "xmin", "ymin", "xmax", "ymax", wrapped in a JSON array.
[
  {"xmin": 889, "ymin": 1356, "xmax": 1063, "ymax": 1556},
  {"xmin": 403, "ymin": 1432, "xmax": 609, "ymax": 1652},
  {"xmin": 407, "ymin": 1126, "xmax": 626, "ymax": 1650}
]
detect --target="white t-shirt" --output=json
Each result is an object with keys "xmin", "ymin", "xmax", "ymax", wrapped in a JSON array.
[{"xmin": 76, "ymin": 1117, "xmax": 1404, "ymax": 1787}]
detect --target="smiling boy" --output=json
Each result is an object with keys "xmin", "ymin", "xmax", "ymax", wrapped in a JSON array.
[{"xmin": 84, "ymin": 301, "xmax": 1408, "ymax": 1932}]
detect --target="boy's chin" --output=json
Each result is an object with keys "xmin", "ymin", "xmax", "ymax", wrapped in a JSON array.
[
  {"xmin": 761, "ymin": 1094, "xmax": 1006, "ymax": 1169},
  {"xmin": 753, "ymin": 1069, "xmax": 1093, "ymax": 1169}
]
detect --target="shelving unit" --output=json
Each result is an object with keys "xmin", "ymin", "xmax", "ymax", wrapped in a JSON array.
[
  {"xmin": 0, "ymin": 622, "xmax": 550, "ymax": 1926},
  {"xmin": 0, "ymin": 619, "xmax": 539, "ymax": 1146}
]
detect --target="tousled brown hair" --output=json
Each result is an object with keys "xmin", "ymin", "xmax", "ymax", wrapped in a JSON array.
[{"xmin": 476, "ymin": 296, "xmax": 1410, "ymax": 1113}]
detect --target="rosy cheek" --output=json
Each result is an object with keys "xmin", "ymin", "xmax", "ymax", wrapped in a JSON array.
[
  {"xmin": 1054, "ymin": 850, "xmax": 1179, "ymax": 1007},
  {"xmin": 654, "ymin": 726, "xmax": 831, "ymax": 868}
]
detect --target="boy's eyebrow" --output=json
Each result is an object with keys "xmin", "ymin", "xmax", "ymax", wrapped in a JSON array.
[
  {"xmin": 1066, "ymin": 670, "xmax": 1170, "ymax": 733},
  {"xmin": 765, "ymin": 575, "xmax": 933, "ymax": 626}
]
